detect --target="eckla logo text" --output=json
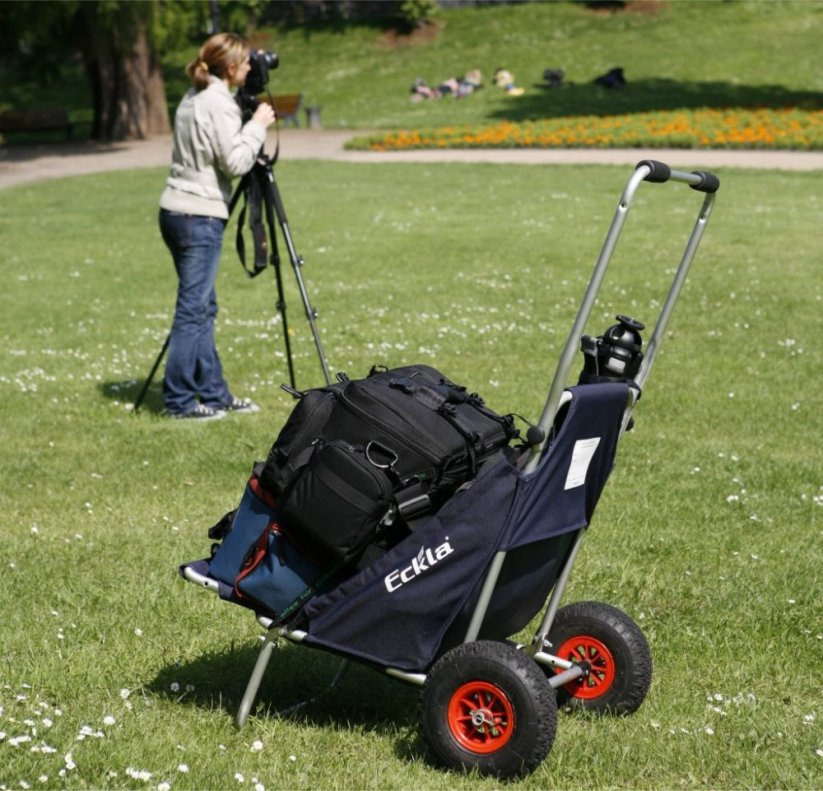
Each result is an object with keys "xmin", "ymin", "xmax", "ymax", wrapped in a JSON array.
[{"xmin": 384, "ymin": 539, "xmax": 454, "ymax": 593}]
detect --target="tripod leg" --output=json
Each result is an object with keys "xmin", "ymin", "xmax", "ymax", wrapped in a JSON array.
[
  {"xmin": 271, "ymin": 248, "xmax": 297, "ymax": 390},
  {"xmin": 259, "ymin": 174, "xmax": 297, "ymax": 390},
  {"xmin": 134, "ymin": 333, "xmax": 170, "ymax": 413},
  {"xmin": 264, "ymin": 168, "xmax": 332, "ymax": 386}
]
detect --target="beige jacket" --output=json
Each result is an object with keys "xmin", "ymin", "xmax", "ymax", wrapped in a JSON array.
[{"xmin": 159, "ymin": 77, "xmax": 267, "ymax": 219}]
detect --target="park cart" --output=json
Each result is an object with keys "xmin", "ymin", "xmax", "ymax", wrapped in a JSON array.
[{"xmin": 181, "ymin": 159, "xmax": 719, "ymax": 778}]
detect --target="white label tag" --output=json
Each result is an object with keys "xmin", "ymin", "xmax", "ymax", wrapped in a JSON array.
[{"xmin": 564, "ymin": 437, "xmax": 601, "ymax": 490}]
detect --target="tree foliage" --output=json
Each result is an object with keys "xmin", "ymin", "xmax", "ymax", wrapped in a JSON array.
[
  {"xmin": 0, "ymin": 0, "xmax": 431, "ymax": 140},
  {"xmin": 0, "ymin": 0, "xmax": 258, "ymax": 141}
]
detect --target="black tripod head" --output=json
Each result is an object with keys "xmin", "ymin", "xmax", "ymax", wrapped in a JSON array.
[{"xmin": 578, "ymin": 314, "xmax": 645, "ymax": 384}]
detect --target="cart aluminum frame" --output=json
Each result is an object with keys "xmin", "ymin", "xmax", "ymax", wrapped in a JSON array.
[{"xmin": 182, "ymin": 158, "xmax": 719, "ymax": 777}]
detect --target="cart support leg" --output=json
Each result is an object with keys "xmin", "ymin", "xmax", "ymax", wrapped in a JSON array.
[
  {"xmin": 528, "ymin": 529, "xmax": 586, "ymax": 655},
  {"xmin": 236, "ymin": 630, "xmax": 278, "ymax": 728},
  {"xmin": 463, "ymin": 551, "xmax": 507, "ymax": 643}
]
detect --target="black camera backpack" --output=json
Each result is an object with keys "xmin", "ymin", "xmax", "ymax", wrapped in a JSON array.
[{"xmin": 258, "ymin": 364, "xmax": 518, "ymax": 566}]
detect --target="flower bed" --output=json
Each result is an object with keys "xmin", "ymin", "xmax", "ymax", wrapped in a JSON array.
[{"xmin": 351, "ymin": 108, "xmax": 823, "ymax": 151}]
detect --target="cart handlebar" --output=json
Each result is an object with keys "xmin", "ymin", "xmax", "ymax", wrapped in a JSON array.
[
  {"xmin": 525, "ymin": 159, "xmax": 719, "ymax": 472},
  {"xmin": 636, "ymin": 159, "xmax": 720, "ymax": 194}
]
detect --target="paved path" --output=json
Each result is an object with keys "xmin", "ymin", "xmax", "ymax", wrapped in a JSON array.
[{"xmin": 1, "ymin": 128, "xmax": 821, "ymax": 189}]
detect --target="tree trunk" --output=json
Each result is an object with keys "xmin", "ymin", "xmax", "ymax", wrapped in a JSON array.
[
  {"xmin": 115, "ymin": 26, "xmax": 170, "ymax": 140},
  {"xmin": 81, "ymin": 7, "xmax": 170, "ymax": 142}
]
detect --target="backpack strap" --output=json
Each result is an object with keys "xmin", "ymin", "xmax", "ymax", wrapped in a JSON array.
[
  {"xmin": 207, "ymin": 509, "xmax": 236, "ymax": 541},
  {"xmin": 272, "ymin": 559, "xmax": 344, "ymax": 626},
  {"xmin": 394, "ymin": 481, "xmax": 432, "ymax": 521}
]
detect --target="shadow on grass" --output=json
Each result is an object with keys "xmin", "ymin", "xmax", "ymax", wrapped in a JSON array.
[
  {"xmin": 150, "ymin": 640, "xmax": 427, "ymax": 762},
  {"xmin": 488, "ymin": 78, "xmax": 823, "ymax": 123},
  {"xmin": 100, "ymin": 379, "xmax": 165, "ymax": 415}
]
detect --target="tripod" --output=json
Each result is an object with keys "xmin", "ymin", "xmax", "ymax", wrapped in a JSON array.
[{"xmin": 134, "ymin": 153, "xmax": 332, "ymax": 412}]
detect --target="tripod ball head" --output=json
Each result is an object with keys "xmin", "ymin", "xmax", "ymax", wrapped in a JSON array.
[{"xmin": 579, "ymin": 314, "xmax": 645, "ymax": 384}]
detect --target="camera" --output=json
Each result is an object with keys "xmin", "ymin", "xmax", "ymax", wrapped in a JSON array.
[
  {"xmin": 245, "ymin": 49, "xmax": 278, "ymax": 96},
  {"xmin": 236, "ymin": 49, "xmax": 278, "ymax": 116}
]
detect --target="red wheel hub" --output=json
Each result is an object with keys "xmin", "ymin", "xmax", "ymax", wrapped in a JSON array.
[
  {"xmin": 447, "ymin": 680, "xmax": 515, "ymax": 754},
  {"xmin": 555, "ymin": 635, "xmax": 616, "ymax": 699}
]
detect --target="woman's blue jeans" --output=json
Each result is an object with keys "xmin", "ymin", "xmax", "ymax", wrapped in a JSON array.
[{"xmin": 159, "ymin": 209, "xmax": 232, "ymax": 414}]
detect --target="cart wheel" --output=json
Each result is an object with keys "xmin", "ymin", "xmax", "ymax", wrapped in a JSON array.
[
  {"xmin": 420, "ymin": 640, "xmax": 557, "ymax": 779},
  {"xmin": 547, "ymin": 600, "xmax": 652, "ymax": 715}
]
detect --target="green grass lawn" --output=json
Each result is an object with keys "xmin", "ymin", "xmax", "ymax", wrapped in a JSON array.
[
  {"xmin": 0, "ymin": 160, "xmax": 821, "ymax": 788},
  {"xmin": 255, "ymin": 0, "xmax": 823, "ymax": 130}
]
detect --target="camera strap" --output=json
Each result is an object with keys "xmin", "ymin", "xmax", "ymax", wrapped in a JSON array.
[{"xmin": 232, "ymin": 167, "xmax": 269, "ymax": 279}]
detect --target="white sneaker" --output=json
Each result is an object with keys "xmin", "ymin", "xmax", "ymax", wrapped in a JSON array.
[
  {"xmin": 224, "ymin": 397, "xmax": 261, "ymax": 414},
  {"xmin": 168, "ymin": 404, "xmax": 226, "ymax": 421}
]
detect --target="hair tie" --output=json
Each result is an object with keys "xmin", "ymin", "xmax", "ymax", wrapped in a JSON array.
[{"xmin": 200, "ymin": 61, "xmax": 209, "ymax": 73}]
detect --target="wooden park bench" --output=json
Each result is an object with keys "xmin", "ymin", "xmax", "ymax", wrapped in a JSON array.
[
  {"xmin": 266, "ymin": 93, "xmax": 303, "ymax": 127},
  {"xmin": 0, "ymin": 106, "xmax": 74, "ymax": 139}
]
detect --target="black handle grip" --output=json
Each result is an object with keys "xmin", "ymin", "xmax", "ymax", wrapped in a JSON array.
[
  {"xmin": 636, "ymin": 159, "xmax": 671, "ymax": 183},
  {"xmin": 689, "ymin": 170, "xmax": 720, "ymax": 194},
  {"xmin": 637, "ymin": 159, "xmax": 720, "ymax": 194}
]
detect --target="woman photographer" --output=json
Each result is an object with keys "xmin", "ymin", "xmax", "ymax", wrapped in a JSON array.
[{"xmin": 159, "ymin": 32, "xmax": 275, "ymax": 420}]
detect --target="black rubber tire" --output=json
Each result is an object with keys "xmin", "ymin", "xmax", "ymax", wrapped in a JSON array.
[
  {"xmin": 420, "ymin": 640, "xmax": 557, "ymax": 779},
  {"xmin": 547, "ymin": 600, "xmax": 652, "ymax": 715}
]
